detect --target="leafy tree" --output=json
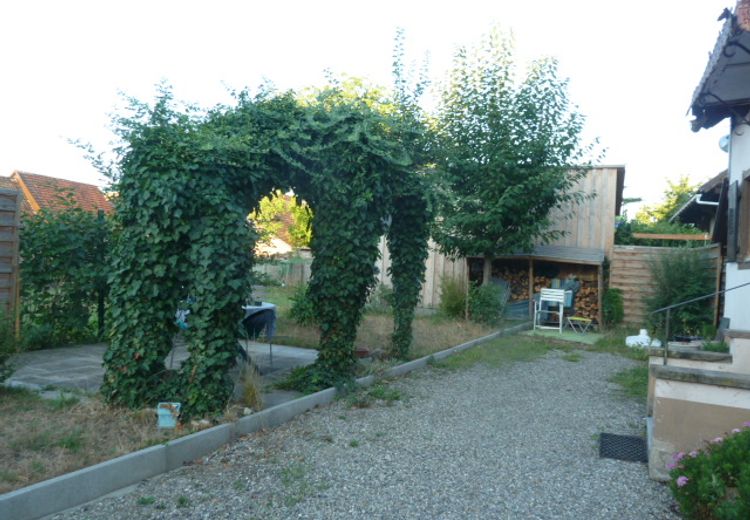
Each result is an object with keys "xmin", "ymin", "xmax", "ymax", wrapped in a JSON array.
[
  {"xmin": 431, "ymin": 27, "xmax": 593, "ymax": 284},
  {"xmin": 636, "ymin": 174, "xmax": 699, "ymax": 224},
  {"xmin": 250, "ymin": 190, "xmax": 312, "ymax": 249}
]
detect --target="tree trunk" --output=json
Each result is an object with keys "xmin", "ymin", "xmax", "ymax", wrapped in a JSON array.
[{"xmin": 482, "ymin": 253, "xmax": 493, "ymax": 286}]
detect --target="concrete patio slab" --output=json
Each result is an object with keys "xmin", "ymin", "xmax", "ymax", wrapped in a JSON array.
[{"xmin": 6, "ymin": 340, "xmax": 318, "ymax": 401}]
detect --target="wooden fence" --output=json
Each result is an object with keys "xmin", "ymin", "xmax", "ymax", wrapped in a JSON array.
[
  {"xmin": 253, "ymin": 256, "xmax": 312, "ymax": 287},
  {"xmin": 609, "ymin": 244, "xmax": 722, "ymax": 325},
  {"xmin": 0, "ymin": 189, "xmax": 21, "ymax": 320},
  {"xmin": 375, "ymin": 238, "xmax": 467, "ymax": 309}
]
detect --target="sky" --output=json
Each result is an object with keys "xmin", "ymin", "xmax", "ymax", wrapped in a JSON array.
[{"xmin": 0, "ymin": 0, "xmax": 735, "ymax": 210}]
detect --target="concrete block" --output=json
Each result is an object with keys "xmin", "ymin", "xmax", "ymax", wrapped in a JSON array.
[
  {"xmin": 235, "ymin": 387, "xmax": 337, "ymax": 436},
  {"xmin": 0, "ymin": 445, "xmax": 166, "ymax": 520},
  {"xmin": 165, "ymin": 424, "xmax": 234, "ymax": 470}
]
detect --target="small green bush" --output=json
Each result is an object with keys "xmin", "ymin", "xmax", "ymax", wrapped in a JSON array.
[
  {"xmin": 0, "ymin": 309, "xmax": 17, "ymax": 382},
  {"xmin": 289, "ymin": 285, "xmax": 317, "ymax": 326},
  {"xmin": 602, "ymin": 288, "xmax": 624, "ymax": 327},
  {"xmin": 439, "ymin": 276, "xmax": 466, "ymax": 319},
  {"xmin": 366, "ymin": 283, "xmax": 393, "ymax": 313},
  {"xmin": 646, "ymin": 249, "xmax": 714, "ymax": 338},
  {"xmin": 702, "ymin": 341, "xmax": 730, "ymax": 353},
  {"xmin": 468, "ymin": 283, "xmax": 506, "ymax": 325},
  {"xmin": 668, "ymin": 423, "xmax": 750, "ymax": 519}
]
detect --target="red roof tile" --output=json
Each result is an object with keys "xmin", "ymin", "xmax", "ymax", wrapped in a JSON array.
[{"xmin": 11, "ymin": 171, "xmax": 113, "ymax": 215}]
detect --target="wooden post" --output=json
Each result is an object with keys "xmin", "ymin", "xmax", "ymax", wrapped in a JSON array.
[
  {"xmin": 597, "ymin": 263, "xmax": 604, "ymax": 328},
  {"xmin": 528, "ymin": 258, "xmax": 534, "ymax": 318},
  {"xmin": 464, "ymin": 258, "xmax": 470, "ymax": 320},
  {"xmin": 714, "ymin": 251, "xmax": 723, "ymax": 327}
]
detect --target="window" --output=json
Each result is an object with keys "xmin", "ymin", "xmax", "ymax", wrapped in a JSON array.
[{"xmin": 741, "ymin": 171, "xmax": 750, "ymax": 264}]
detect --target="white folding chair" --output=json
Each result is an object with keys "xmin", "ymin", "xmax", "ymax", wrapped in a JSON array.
[{"xmin": 534, "ymin": 288, "xmax": 566, "ymax": 333}]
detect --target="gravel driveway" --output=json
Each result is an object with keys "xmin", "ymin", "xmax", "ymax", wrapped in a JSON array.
[{"xmin": 53, "ymin": 349, "xmax": 677, "ymax": 520}]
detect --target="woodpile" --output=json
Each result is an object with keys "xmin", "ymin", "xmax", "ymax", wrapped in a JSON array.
[
  {"xmin": 574, "ymin": 280, "xmax": 599, "ymax": 321},
  {"xmin": 493, "ymin": 266, "xmax": 599, "ymax": 320},
  {"xmin": 493, "ymin": 267, "xmax": 530, "ymax": 301}
]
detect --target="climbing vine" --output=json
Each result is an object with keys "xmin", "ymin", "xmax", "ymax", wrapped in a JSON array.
[
  {"xmin": 387, "ymin": 185, "xmax": 431, "ymax": 358},
  {"xmin": 101, "ymin": 84, "xmax": 430, "ymax": 417}
]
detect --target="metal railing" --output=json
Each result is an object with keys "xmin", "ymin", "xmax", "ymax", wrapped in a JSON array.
[{"xmin": 650, "ymin": 280, "xmax": 750, "ymax": 365}]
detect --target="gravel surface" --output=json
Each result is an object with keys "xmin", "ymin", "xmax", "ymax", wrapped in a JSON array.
[{"xmin": 53, "ymin": 349, "xmax": 678, "ymax": 520}]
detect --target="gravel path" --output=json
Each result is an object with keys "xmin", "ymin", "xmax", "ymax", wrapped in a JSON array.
[{"xmin": 53, "ymin": 349, "xmax": 677, "ymax": 520}]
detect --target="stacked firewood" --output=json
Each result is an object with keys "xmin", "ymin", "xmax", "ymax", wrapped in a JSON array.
[
  {"xmin": 573, "ymin": 280, "xmax": 599, "ymax": 320},
  {"xmin": 493, "ymin": 266, "xmax": 599, "ymax": 320},
  {"xmin": 493, "ymin": 267, "xmax": 531, "ymax": 301}
]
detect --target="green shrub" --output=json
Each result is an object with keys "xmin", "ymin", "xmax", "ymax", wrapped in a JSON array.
[
  {"xmin": 366, "ymin": 283, "xmax": 393, "ymax": 313},
  {"xmin": 468, "ymin": 283, "xmax": 506, "ymax": 325},
  {"xmin": 602, "ymin": 288, "xmax": 624, "ymax": 327},
  {"xmin": 20, "ymin": 206, "xmax": 111, "ymax": 348},
  {"xmin": 646, "ymin": 249, "xmax": 714, "ymax": 338},
  {"xmin": 439, "ymin": 276, "xmax": 466, "ymax": 319},
  {"xmin": 702, "ymin": 341, "xmax": 730, "ymax": 353},
  {"xmin": 668, "ymin": 423, "xmax": 750, "ymax": 519},
  {"xmin": 289, "ymin": 285, "xmax": 317, "ymax": 326},
  {"xmin": 0, "ymin": 309, "xmax": 17, "ymax": 382}
]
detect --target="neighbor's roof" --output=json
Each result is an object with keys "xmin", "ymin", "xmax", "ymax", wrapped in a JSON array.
[
  {"xmin": 690, "ymin": 3, "xmax": 750, "ymax": 131},
  {"xmin": 10, "ymin": 171, "xmax": 113, "ymax": 214},
  {"xmin": 670, "ymin": 170, "xmax": 726, "ymax": 225}
]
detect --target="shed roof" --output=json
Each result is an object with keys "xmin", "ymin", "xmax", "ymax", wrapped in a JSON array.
[{"xmin": 495, "ymin": 244, "xmax": 605, "ymax": 265}]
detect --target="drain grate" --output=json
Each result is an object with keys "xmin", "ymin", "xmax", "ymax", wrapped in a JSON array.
[{"xmin": 599, "ymin": 433, "xmax": 647, "ymax": 463}]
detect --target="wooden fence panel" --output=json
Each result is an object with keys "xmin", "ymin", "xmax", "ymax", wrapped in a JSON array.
[
  {"xmin": 0, "ymin": 189, "xmax": 21, "ymax": 319},
  {"xmin": 609, "ymin": 244, "xmax": 722, "ymax": 325}
]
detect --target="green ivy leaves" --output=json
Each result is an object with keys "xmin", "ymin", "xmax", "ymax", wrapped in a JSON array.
[{"xmin": 101, "ymin": 84, "xmax": 429, "ymax": 417}]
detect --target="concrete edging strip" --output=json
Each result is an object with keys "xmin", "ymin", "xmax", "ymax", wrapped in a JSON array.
[{"xmin": 0, "ymin": 320, "xmax": 530, "ymax": 520}]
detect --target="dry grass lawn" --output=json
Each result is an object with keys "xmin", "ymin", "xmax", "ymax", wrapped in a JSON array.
[
  {"xmin": 274, "ymin": 313, "xmax": 496, "ymax": 358},
  {"xmin": 0, "ymin": 388, "xmax": 198, "ymax": 494},
  {"xmin": 0, "ymin": 288, "xmax": 509, "ymax": 494}
]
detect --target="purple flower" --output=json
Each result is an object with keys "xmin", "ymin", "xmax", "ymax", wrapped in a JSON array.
[
  {"xmin": 712, "ymin": 436, "xmax": 724, "ymax": 444},
  {"xmin": 743, "ymin": 421, "xmax": 750, "ymax": 428},
  {"xmin": 676, "ymin": 476, "xmax": 689, "ymax": 487},
  {"xmin": 666, "ymin": 461, "xmax": 677, "ymax": 470},
  {"xmin": 689, "ymin": 450, "xmax": 699, "ymax": 458},
  {"xmin": 673, "ymin": 451, "xmax": 686, "ymax": 462},
  {"xmin": 732, "ymin": 428, "xmax": 741, "ymax": 434}
]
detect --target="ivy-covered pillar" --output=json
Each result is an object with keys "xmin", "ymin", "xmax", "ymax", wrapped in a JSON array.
[
  {"xmin": 102, "ymin": 167, "xmax": 192, "ymax": 408},
  {"xmin": 387, "ymin": 187, "xmax": 430, "ymax": 358},
  {"xmin": 307, "ymin": 190, "xmax": 385, "ymax": 384},
  {"xmin": 176, "ymin": 188, "xmax": 255, "ymax": 418}
]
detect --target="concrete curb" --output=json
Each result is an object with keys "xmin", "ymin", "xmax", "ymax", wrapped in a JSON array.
[{"xmin": 0, "ymin": 321, "xmax": 530, "ymax": 520}]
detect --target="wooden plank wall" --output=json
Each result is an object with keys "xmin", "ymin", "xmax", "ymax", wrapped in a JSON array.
[
  {"xmin": 259, "ymin": 167, "xmax": 620, "ymax": 309},
  {"xmin": 0, "ymin": 189, "xmax": 21, "ymax": 317},
  {"xmin": 545, "ymin": 167, "xmax": 619, "ymax": 257},
  {"xmin": 609, "ymin": 244, "xmax": 721, "ymax": 325},
  {"xmin": 375, "ymin": 238, "xmax": 467, "ymax": 308}
]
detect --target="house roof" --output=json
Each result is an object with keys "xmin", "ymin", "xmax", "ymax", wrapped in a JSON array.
[
  {"xmin": 690, "ymin": 2, "xmax": 750, "ymax": 131},
  {"xmin": 9, "ymin": 171, "xmax": 113, "ymax": 214},
  {"xmin": 670, "ymin": 170, "xmax": 727, "ymax": 227}
]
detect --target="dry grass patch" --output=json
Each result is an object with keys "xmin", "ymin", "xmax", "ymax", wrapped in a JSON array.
[
  {"xmin": 0, "ymin": 387, "xmax": 198, "ymax": 494},
  {"xmin": 275, "ymin": 311, "xmax": 496, "ymax": 358}
]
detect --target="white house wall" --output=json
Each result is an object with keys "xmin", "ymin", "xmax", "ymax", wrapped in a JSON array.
[{"xmin": 728, "ymin": 117, "xmax": 750, "ymax": 331}]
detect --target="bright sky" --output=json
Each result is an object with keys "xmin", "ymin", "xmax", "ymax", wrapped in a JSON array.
[{"xmin": 0, "ymin": 0, "xmax": 734, "ymax": 209}]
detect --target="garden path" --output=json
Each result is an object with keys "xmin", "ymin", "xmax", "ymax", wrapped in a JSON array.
[{"xmin": 49, "ymin": 348, "xmax": 677, "ymax": 519}]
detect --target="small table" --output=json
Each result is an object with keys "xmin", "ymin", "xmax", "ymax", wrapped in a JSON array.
[
  {"xmin": 241, "ymin": 303, "xmax": 277, "ymax": 366},
  {"xmin": 567, "ymin": 316, "xmax": 594, "ymax": 333},
  {"xmin": 242, "ymin": 302, "xmax": 277, "ymax": 338}
]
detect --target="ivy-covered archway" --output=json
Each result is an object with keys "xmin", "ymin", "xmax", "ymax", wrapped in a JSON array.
[{"xmin": 101, "ymin": 88, "xmax": 430, "ymax": 418}]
